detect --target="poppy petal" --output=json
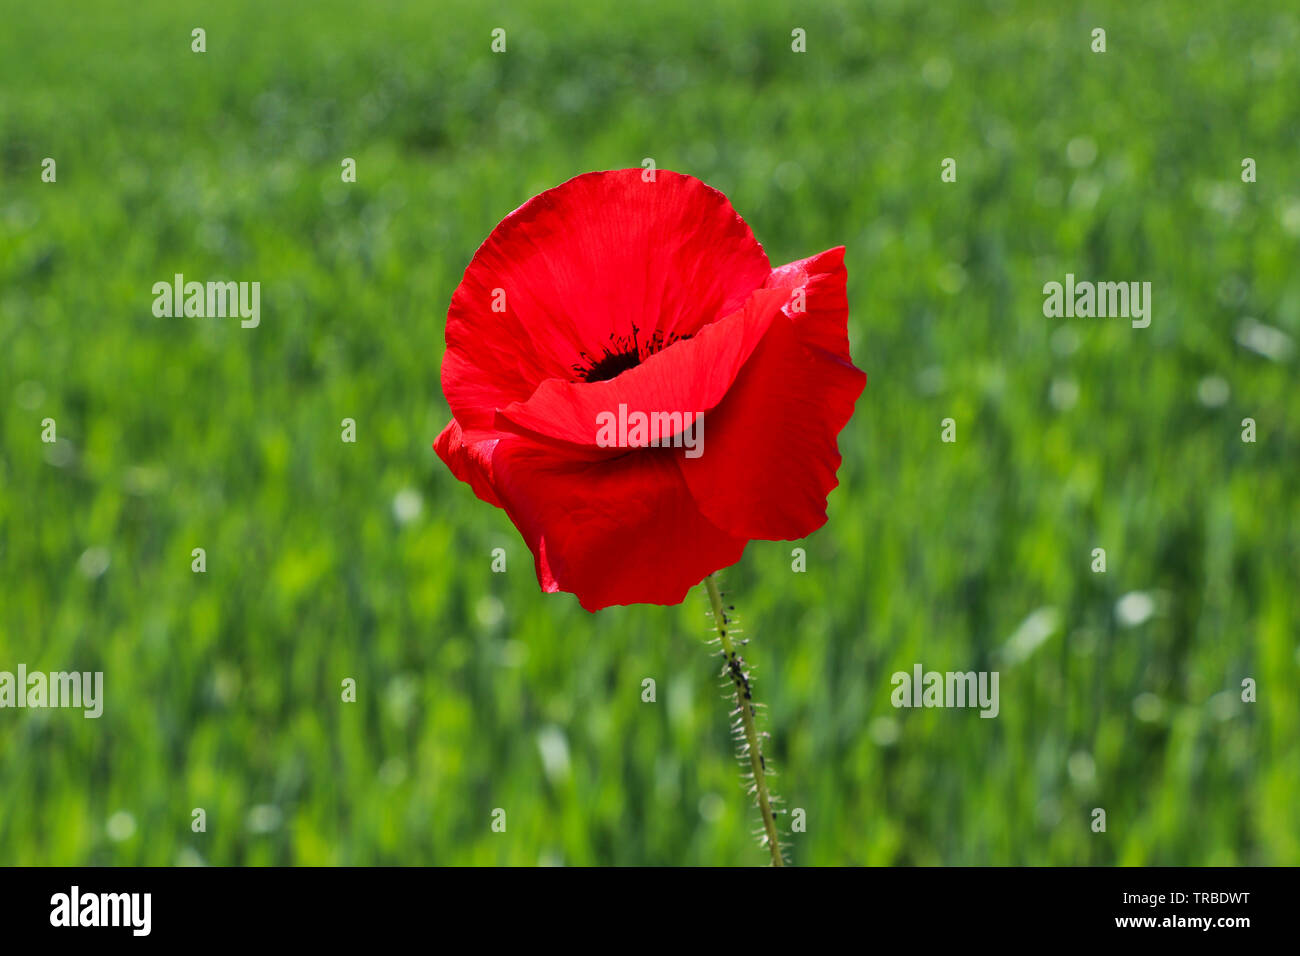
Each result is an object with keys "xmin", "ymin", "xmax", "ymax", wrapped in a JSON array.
[
  {"xmin": 677, "ymin": 311, "xmax": 866, "ymax": 540},
  {"xmin": 433, "ymin": 419, "xmax": 502, "ymax": 508},
  {"xmin": 488, "ymin": 441, "xmax": 748, "ymax": 611},
  {"xmin": 443, "ymin": 169, "xmax": 771, "ymax": 434},
  {"xmin": 764, "ymin": 246, "xmax": 852, "ymax": 362}
]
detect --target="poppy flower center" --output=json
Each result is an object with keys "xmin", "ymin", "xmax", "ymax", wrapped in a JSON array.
[
  {"xmin": 579, "ymin": 347, "xmax": 642, "ymax": 383},
  {"xmin": 572, "ymin": 325, "xmax": 693, "ymax": 383}
]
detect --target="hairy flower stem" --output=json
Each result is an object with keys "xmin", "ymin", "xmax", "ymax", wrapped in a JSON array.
[{"xmin": 703, "ymin": 573, "xmax": 783, "ymax": 866}]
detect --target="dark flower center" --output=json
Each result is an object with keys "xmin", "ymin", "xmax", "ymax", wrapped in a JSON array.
[
  {"xmin": 572, "ymin": 325, "xmax": 693, "ymax": 383},
  {"xmin": 580, "ymin": 348, "xmax": 642, "ymax": 383}
]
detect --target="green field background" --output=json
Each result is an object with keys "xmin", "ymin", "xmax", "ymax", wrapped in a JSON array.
[{"xmin": 1, "ymin": 0, "xmax": 1297, "ymax": 865}]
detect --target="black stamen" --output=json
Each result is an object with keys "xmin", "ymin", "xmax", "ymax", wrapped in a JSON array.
[{"xmin": 571, "ymin": 327, "xmax": 693, "ymax": 383}]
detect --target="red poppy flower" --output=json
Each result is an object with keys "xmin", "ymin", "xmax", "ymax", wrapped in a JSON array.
[{"xmin": 434, "ymin": 169, "xmax": 865, "ymax": 611}]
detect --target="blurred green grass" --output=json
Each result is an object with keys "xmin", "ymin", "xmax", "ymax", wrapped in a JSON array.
[{"xmin": 1, "ymin": 0, "xmax": 1297, "ymax": 865}]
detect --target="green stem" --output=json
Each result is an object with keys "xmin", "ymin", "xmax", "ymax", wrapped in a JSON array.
[{"xmin": 704, "ymin": 573, "xmax": 783, "ymax": 866}]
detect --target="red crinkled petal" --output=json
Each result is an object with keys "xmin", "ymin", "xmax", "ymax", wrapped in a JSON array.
[
  {"xmin": 492, "ymin": 287, "xmax": 792, "ymax": 448},
  {"xmin": 487, "ymin": 440, "xmax": 748, "ymax": 611},
  {"xmin": 443, "ymin": 169, "xmax": 771, "ymax": 435},
  {"xmin": 676, "ymin": 311, "xmax": 865, "ymax": 541},
  {"xmin": 674, "ymin": 244, "xmax": 863, "ymax": 540},
  {"xmin": 764, "ymin": 246, "xmax": 852, "ymax": 362},
  {"xmin": 433, "ymin": 419, "xmax": 501, "ymax": 508}
]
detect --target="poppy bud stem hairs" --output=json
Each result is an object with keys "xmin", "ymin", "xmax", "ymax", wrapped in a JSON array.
[{"xmin": 435, "ymin": 169, "xmax": 865, "ymax": 864}]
